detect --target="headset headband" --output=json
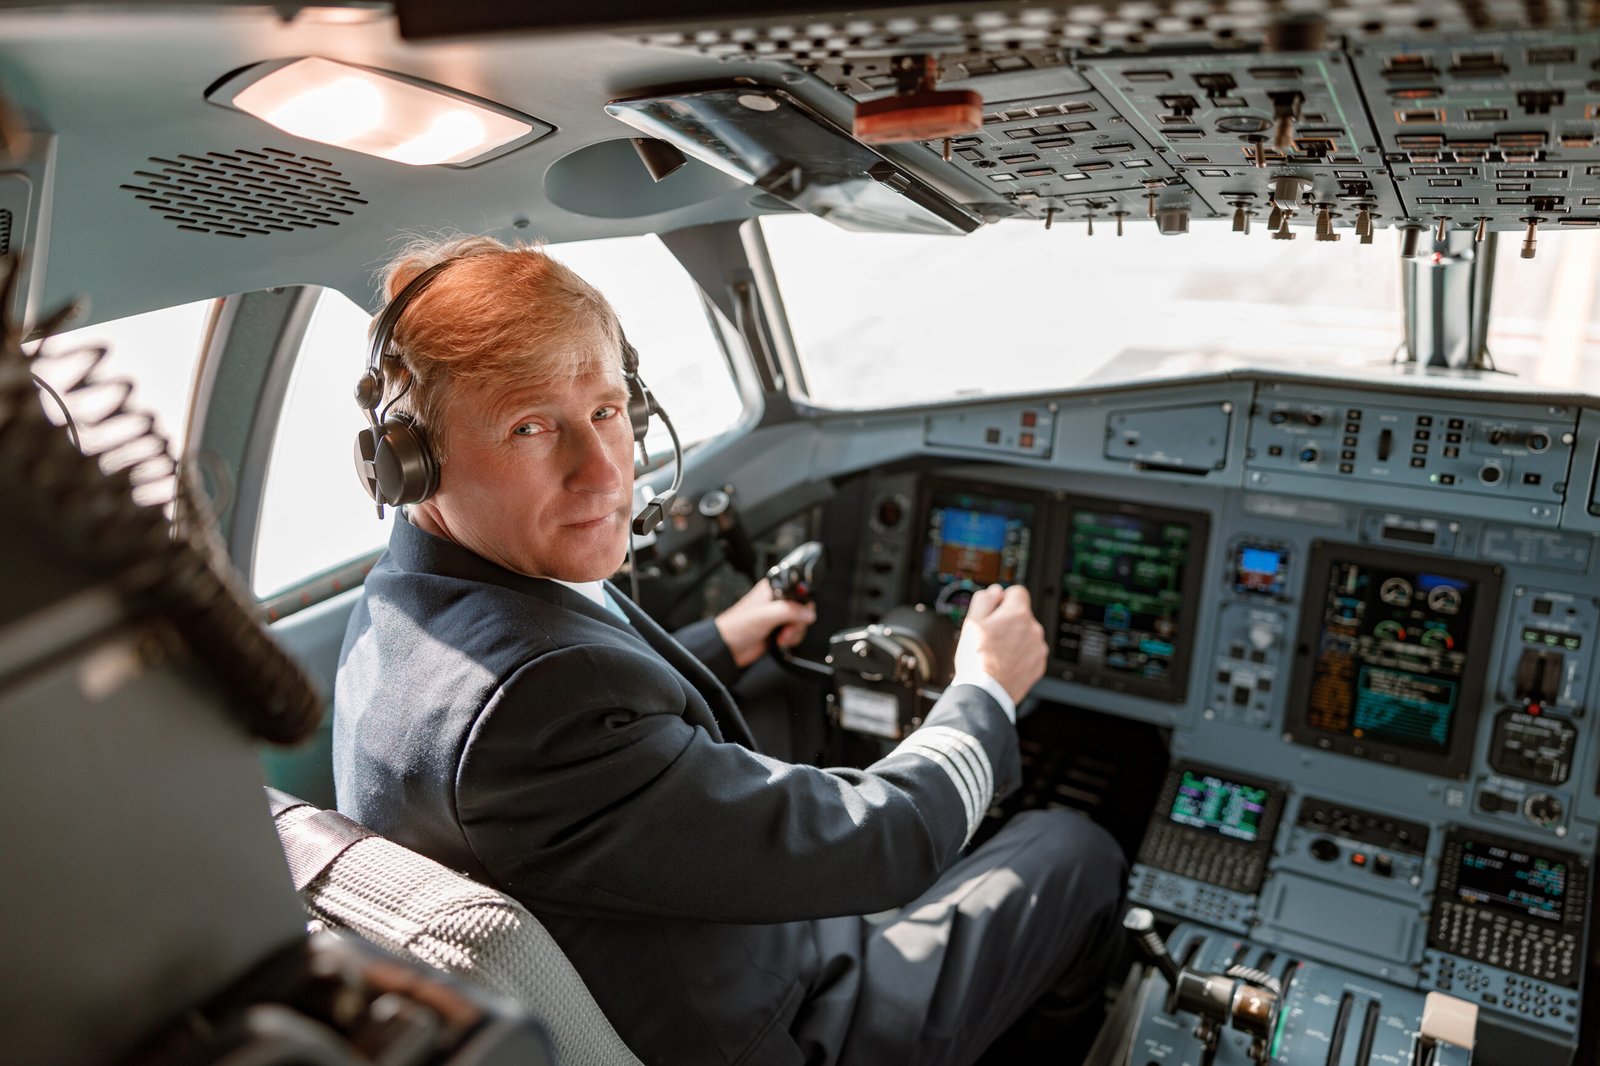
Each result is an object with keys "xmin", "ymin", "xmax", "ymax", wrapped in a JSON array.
[{"xmin": 355, "ymin": 260, "xmax": 453, "ymax": 429}]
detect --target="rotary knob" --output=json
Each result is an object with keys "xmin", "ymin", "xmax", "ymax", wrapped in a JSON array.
[{"xmin": 1524, "ymin": 793, "xmax": 1563, "ymax": 829}]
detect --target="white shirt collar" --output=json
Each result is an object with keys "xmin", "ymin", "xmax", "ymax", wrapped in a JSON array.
[{"xmin": 550, "ymin": 578, "xmax": 608, "ymax": 608}]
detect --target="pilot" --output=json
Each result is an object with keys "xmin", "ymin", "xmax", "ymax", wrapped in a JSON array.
[{"xmin": 333, "ymin": 235, "xmax": 1126, "ymax": 1066}]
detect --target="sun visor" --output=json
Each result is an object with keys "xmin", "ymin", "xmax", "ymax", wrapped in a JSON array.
[{"xmin": 606, "ymin": 86, "xmax": 981, "ymax": 236}]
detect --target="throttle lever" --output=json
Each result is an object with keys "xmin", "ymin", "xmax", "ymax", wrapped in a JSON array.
[
  {"xmin": 1124, "ymin": 907, "xmax": 1182, "ymax": 988},
  {"xmin": 1124, "ymin": 908, "xmax": 1279, "ymax": 1066}
]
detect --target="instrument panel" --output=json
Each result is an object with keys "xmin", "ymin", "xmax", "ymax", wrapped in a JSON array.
[{"xmin": 832, "ymin": 372, "xmax": 1598, "ymax": 1061}]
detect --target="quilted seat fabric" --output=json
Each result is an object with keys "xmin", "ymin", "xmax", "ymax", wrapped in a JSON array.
[{"xmin": 271, "ymin": 799, "xmax": 645, "ymax": 1066}]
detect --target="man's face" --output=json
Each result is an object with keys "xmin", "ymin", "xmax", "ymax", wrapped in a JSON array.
[{"xmin": 419, "ymin": 333, "xmax": 636, "ymax": 582}]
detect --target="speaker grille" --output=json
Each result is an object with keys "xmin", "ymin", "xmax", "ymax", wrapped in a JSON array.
[
  {"xmin": 121, "ymin": 147, "xmax": 368, "ymax": 237},
  {"xmin": 0, "ymin": 208, "xmax": 11, "ymax": 255}
]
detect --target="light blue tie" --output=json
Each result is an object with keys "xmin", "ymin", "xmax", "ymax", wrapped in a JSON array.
[{"xmin": 601, "ymin": 587, "xmax": 633, "ymax": 626}]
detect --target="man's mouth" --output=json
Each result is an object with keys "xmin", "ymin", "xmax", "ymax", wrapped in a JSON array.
[{"xmin": 565, "ymin": 508, "xmax": 621, "ymax": 529}]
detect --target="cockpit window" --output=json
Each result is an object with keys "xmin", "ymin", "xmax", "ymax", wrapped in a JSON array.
[
  {"xmin": 1486, "ymin": 230, "xmax": 1600, "ymax": 391},
  {"xmin": 762, "ymin": 212, "xmax": 1401, "ymax": 408},
  {"xmin": 30, "ymin": 299, "xmax": 215, "ymax": 456},
  {"xmin": 251, "ymin": 234, "xmax": 746, "ymax": 598},
  {"xmin": 253, "ymin": 288, "xmax": 382, "ymax": 598},
  {"xmin": 762, "ymin": 214, "xmax": 1600, "ymax": 409}
]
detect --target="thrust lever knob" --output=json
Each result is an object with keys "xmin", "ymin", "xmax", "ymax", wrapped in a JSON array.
[{"xmin": 1123, "ymin": 908, "xmax": 1181, "ymax": 986}]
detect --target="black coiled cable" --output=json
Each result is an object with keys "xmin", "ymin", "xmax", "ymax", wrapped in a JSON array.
[{"xmin": 0, "ymin": 253, "xmax": 321, "ymax": 744}]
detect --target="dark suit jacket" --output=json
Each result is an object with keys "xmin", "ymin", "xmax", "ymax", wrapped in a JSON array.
[{"xmin": 333, "ymin": 516, "xmax": 1021, "ymax": 1065}]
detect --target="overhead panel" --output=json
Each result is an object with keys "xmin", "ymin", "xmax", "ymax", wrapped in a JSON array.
[
  {"xmin": 1347, "ymin": 32, "xmax": 1600, "ymax": 230},
  {"xmin": 1078, "ymin": 53, "xmax": 1406, "ymax": 235},
  {"xmin": 936, "ymin": 85, "xmax": 1179, "ymax": 225},
  {"xmin": 636, "ymin": 1, "xmax": 1600, "ymax": 243}
]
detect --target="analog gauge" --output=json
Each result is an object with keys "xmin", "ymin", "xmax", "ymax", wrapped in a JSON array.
[
  {"xmin": 870, "ymin": 492, "xmax": 910, "ymax": 533},
  {"xmin": 1380, "ymin": 576, "xmax": 1413, "ymax": 606},
  {"xmin": 1427, "ymin": 585, "xmax": 1462, "ymax": 614},
  {"xmin": 1419, "ymin": 626, "xmax": 1455, "ymax": 651},
  {"xmin": 1374, "ymin": 620, "xmax": 1408, "ymax": 643}
]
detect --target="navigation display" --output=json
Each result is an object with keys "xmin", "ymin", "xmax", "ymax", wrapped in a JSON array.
[
  {"xmin": 1168, "ymin": 769, "xmax": 1269, "ymax": 842},
  {"xmin": 1453, "ymin": 839, "xmax": 1568, "ymax": 922},
  {"xmin": 914, "ymin": 484, "xmax": 1037, "ymax": 625},
  {"xmin": 1053, "ymin": 498, "xmax": 1208, "ymax": 702},
  {"xmin": 1286, "ymin": 543, "xmax": 1501, "ymax": 778}
]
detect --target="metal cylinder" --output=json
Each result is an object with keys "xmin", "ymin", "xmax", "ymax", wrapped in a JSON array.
[
  {"xmin": 1400, "ymin": 225, "xmax": 1423, "ymax": 258},
  {"xmin": 1157, "ymin": 206, "xmax": 1190, "ymax": 235}
]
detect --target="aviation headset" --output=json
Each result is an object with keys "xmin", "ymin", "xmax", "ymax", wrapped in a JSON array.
[{"xmin": 353, "ymin": 257, "xmax": 682, "ymax": 534}]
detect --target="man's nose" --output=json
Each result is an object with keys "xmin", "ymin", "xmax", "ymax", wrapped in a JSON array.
[{"xmin": 564, "ymin": 423, "xmax": 626, "ymax": 494}]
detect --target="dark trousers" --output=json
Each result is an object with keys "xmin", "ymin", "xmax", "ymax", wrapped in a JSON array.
[{"xmin": 793, "ymin": 809, "xmax": 1128, "ymax": 1066}]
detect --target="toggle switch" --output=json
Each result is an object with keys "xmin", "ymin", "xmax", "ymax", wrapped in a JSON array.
[
  {"xmin": 1231, "ymin": 201, "xmax": 1252, "ymax": 234},
  {"xmin": 1315, "ymin": 205, "xmax": 1338, "ymax": 241},
  {"xmin": 1269, "ymin": 91, "xmax": 1304, "ymax": 151},
  {"xmin": 1521, "ymin": 216, "xmax": 1542, "ymax": 259}
]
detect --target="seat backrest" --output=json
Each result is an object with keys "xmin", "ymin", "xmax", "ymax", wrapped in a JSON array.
[{"xmin": 267, "ymin": 789, "xmax": 646, "ymax": 1066}]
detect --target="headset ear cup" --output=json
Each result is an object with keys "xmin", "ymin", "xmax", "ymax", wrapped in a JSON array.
[
  {"xmin": 372, "ymin": 413, "xmax": 440, "ymax": 506},
  {"xmin": 353, "ymin": 426, "xmax": 383, "ymax": 503},
  {"xmin": 626, "ymin": 372, "xmax": 655, "ymax": 445}
]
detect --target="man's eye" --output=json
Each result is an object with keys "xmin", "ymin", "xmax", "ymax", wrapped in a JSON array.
[
  {"xmin": 595, "ymin": 405, "xmax": 620, "ymax": 421},
  {"xmin": 512, "ymin": 423, "xmax": 542, "ymax": 437}
]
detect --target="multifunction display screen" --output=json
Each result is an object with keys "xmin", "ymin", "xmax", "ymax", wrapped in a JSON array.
[
  {"xmin": 1287, "ymin": 544, "xmax": 1500, "ymax": 778},
  {"xmin": 914, "ymin": 486, "xmax": 1036, "ymax": 625},
  {"xmin": 1055, "ymin": 500, "xmax": 1206, "ymax": 702},
  {"xmin": 1168, "ymin": 770, "xmax": 1269, "ymax": 842},
  {"xmin": 1305, "ymin": 558, "xmax": 1477, "ymax": 753},
  {"xmin": 1453, "ymin": 840, "xmax": 1568, "ymax": 922}
]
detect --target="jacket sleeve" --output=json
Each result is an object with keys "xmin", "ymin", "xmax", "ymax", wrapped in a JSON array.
[
  {"xmin": 454, "ymin": 641, "xmax": 1020, "ymax": 924},
  {"xmin": 670, "ymin": 615, "xmax": 741, "ymax": 690}
]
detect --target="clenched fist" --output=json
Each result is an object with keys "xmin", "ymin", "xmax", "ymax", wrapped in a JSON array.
[{"xmin": 954, "ymin": 584, "xmax": 1047, "ymax": 704}]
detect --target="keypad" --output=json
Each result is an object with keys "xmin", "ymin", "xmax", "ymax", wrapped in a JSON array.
[
  {"xmin": 1424, "ymin": 952, "xmax": 1581, "ymax": 1034},
  {"xmin": 1129, "ymin": 864, "xmax": 1252, "ymax": 932},
  {"xmin": 1139, "ymin": 823, "xmax": 1264, "ymax": 894},
  {"xmin": 1430, "ymin": 900, "xmax": 1579, "ymax": 986}
]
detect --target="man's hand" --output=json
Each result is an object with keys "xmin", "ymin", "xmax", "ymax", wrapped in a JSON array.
[
  {"xmin": 715, "ymin": 580, "xmax": 818, "ymax": 668},
  {"xmin": 954, "ymin": 584, "xmax": 1047, "ymax": 705}
]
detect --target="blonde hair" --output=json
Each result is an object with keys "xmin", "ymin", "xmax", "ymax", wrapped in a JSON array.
[{"xmin": 372, "ymin": 234, "xmax": 624, "ymax": 460}]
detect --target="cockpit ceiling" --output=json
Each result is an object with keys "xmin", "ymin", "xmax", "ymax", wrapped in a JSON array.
[{"xmin": 2, "ymin": 2, "xmax": 1599, "ymax": 323}]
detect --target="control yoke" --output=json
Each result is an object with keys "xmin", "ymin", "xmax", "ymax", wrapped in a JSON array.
[
  {"xmin": 1124, "ymin": 908, "xmax": 1280, "ymax": 1066},
  {"xmin": 765, "ymin": 542, "xmax": 833, "ymax": 680},
  {"xmin": 767, "ymin": 541, "xmax": 825, "ymax": 606}
]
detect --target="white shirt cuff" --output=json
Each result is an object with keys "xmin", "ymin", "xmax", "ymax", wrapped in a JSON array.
[{"xmin": 950, "ymin": 669, "xmax": 1017, "ymax": 723}]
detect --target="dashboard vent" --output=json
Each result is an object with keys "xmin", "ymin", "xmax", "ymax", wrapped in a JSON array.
[{"xmin": 120, "ymin": 148, "xmax": 367, "ymax": 238}]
